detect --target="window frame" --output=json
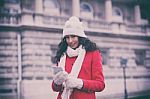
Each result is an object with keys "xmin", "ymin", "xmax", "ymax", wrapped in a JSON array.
[
  {"xmin": 134, "ymin": 49, "xmax": 146, "ymax": 66},
  {"xmin": 99, "ymin": 48, "xmax": 109, "ymax": 66},
  {"xmin": 43, "ymin": 0, "xmax": 60, "ymax": 15},
  {"xmin": 112, "ymin": 7, "xmax": 123, "ymax": 22},
  {"xmin": 80, "ymin": 2, "xmax": 94, "ymax": 19},
  {"xmin": 50, "ymin": 44, "xmax": 58, "ymax": 64}
]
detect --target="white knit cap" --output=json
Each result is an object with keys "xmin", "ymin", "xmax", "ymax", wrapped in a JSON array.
[{"xmin": 63, "ymin": 16, "xmax": 87, "ymax": 38}]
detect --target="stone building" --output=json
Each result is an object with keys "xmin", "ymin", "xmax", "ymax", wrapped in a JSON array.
[{"xmin": 0, "ymin": 0, "xmax": 150, "ymax": 99}]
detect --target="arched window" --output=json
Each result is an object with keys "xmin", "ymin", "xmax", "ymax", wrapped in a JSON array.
[
  {"xmin": 112, "ymin": 7, "xmax": 123, "ymax": 22},
  {"xmin": 113, "ymin": 7, "xmax": 122, "ymax": 16},
  {"xmin": 43, "ymin": 0, "xmax": 59, "ymax": 15},
  {"xmin": 21, "ymin": 0, "xmax": 35, "ymax": 11},
  {"xmin": 80, "ymin": 2, "xmax": 93, "ymax": 19}
]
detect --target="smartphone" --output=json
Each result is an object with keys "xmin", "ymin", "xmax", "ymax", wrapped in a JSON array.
[{"xmin": 52, "ymin": 66, "xmax": 63, "ymax": 75}]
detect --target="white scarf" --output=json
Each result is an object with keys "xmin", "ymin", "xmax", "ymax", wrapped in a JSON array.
[{"xmin": 58, "ymin": 45, "xmax": 86, "ymax": 99}]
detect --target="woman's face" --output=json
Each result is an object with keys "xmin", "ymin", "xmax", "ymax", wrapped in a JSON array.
[{"xmin": 65, "ymin": 35, "xmax": 79, "ymax": 49}]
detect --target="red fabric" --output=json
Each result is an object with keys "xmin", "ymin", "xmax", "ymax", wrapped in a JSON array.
[{"xmin": 52, "ymin": 50, "xmax": 105, "ymax": 99}]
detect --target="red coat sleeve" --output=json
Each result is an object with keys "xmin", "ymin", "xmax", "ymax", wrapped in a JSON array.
[{"xmin": 82, "ymin": 50, "xmax": 105, "ymax": 92}]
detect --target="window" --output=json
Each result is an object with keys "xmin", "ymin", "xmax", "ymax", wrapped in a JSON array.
[
  {"xmin": 0, "ymin": 8, "xmax": 9, "ymax": 14},
  {"xmin": 112, "ymin": 7, "xmax": 122, "ymax": 16},
  {"xmin": 135, "ymin": 49, "xmax": 146, "ymax": 66},
  {"xmin": 112, "ymin": 7, "xmax": 123, "ymax": 22},
  {"xmin": 81, "ymin": 2, "xmax": 92, "ymax": 12},
  {"xmin": 80, "ymin": 2, "xmax": 93, "ymax": 19},
  {"xmin": 21, "ymin": 0, "xmax": 35, "ymax": 11},
  {"xmin": 43, "ymin": 0, "xmax": 59, "ymax": 15},
  {"xmin": 44, "ymin": 0, "xmax": 58, "ymax": 9},
  {"xmin": 4, "ymin": 0, "xmax": 19, "ymax": 3},
  {"xmin": 0, "ymin": 8, "xmax": 18, "ymax": 14},
  {"xmin": 50, "ymin": 44, "xmax": 57, "ymax": 64},
  {"xmin": 100, "ymin": 48, "xmax": 109, "ymax": 65}
]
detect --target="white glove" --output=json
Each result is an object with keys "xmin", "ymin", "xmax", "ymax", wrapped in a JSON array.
[
  {"xmin": 53, "ymin": 71, "xmax": 68, "ymax": 85},
  {"xmin": 65, "ymin": 77, "xmax": 83, "ymax": 89}
]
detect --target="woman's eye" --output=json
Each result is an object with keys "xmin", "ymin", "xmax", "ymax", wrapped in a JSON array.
[
  {"xmin": 65, "ymin": 36, "xmax": 69, "ymax": 39},
  {"xmin": 71, "ymin": 35, "xmax": 76, "ymax": 38}
]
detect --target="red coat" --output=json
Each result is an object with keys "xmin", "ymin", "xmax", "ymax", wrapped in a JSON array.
[{"xmin": 52, "ymin": 50, "xmax": 105, "ymax": 99}]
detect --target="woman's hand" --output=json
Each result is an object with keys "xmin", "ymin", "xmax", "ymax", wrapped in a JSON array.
[
  {"xmin": 53, "ymin": 71, "xmax": 68, "ymax": 85},
  {"xmin": 65, "ymin": 77, "xmax": 83, "ymax": 89}
]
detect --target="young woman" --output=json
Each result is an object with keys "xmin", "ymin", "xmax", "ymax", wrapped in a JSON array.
[{"xmin": 52, "ymin": 16, "xmax": 105, "ymax": 99}]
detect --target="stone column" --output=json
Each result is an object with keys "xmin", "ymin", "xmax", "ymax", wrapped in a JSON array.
[
  {"xmin": 134, "ymin": 4, "xmax": 141, "ymax": 25},
  {"xmin": 21, "ymin": 12, "xmax": 34, "ymax": 25},
  {"xmin": 105, "ymin": 0, "xmax": 112, "ymax": 22},
  {"xmin": 72, "ymin": 0, "xmax": 80, "ymax": 17},
  {"xmin": 35, "ymin": 0, "xmax": 43, "ymax": 25}
]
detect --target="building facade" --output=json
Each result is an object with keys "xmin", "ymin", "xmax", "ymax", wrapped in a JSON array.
[{"xmin": 0, "ymin": 0, "xmax": 150, "ymax": 99}]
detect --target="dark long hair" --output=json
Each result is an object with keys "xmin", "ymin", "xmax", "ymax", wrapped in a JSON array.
[{"xmin": 54, "ymin": 37, "xmax": 99, "ymax": 62}]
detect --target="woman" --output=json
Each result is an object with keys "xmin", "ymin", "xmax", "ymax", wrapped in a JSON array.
[{"xmin": 52, "ymin": 16, "xmax": 105, "ymax": 99}]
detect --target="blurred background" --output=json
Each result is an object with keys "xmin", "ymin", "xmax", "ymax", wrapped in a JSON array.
[{"xmin": 0, "ymin": 0, "xmax": 150, "ymax": 99}]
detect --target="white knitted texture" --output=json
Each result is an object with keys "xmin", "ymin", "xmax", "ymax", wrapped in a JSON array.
[{"xmin": 63, "ymin": 16, "xmax": 87, "ymax": 38}]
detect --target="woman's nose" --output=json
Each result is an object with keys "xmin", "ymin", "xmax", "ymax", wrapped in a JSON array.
[{"xmin": 68, "ymin": 37, "xmax": 73, "ymax": 42}]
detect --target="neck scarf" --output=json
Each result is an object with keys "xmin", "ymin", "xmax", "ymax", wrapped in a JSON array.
[
  {"xmin": 66, "ymin": 46, "xmax": 80, "ymax": 57},
  {"xmin": 58, "ymin": 45, "xmax": 86, "ymax": 99}
]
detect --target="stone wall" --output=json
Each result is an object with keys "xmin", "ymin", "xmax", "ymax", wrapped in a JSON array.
[
  {"xmin": 0, "ymin": 27, "xmax": 150, "ymax": 99},
  {"xmin": 0, "ymin": 31, "xmax": 18, "ymax": 99}
]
